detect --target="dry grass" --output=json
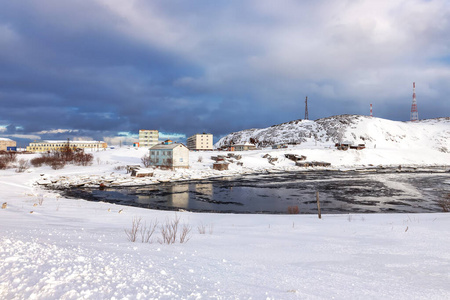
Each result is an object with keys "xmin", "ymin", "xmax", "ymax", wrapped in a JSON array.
[
  {"xmin": 159, "ymin": 215, "xmax": 180, "ymax": 244},
  {"xmin": 126, "ymin": 215, "xmax": 193, "ymax": 244},
  {"xmin": 125, "ymin": 217, "xmax": 142, "ymax": 242},
  {"xmin": 179, "ymin": 224, "xmax": 192, "ymax": 244},
  {"xmin": 197, "ymin": 222, "xmax": 214, "ymax": 235},
  {"xmin": 140, "ymin": 219, "xmax": 158, "ymax": 243}
]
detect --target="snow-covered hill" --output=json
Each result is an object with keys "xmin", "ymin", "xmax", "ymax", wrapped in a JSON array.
[{"xmin": 215, "ymin": 115, "xmax": 450, "ymax": 152}]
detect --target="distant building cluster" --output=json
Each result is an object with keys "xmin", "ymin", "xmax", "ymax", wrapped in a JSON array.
[
  {"xmin": 26, "ymin": 140, "xmax": 107, "ymax": 152},
  {"xmin": 1, "ymin": 127, "xmax": 260, "ymax": 171}
]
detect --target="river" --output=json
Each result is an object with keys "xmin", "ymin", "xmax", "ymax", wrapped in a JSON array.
[{"xmin": 60, "ymin": 169, "xmax": 450, "ymax": 214}]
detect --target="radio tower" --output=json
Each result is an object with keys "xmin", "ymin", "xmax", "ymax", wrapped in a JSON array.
[
  {"xmin": 304, "ymin": 96, "xmax": 309, "ymax": 120},
  {"xmin": 370, "ymin": 103, "xmax": 373, "ymax": 117},
  {"xmin": 410, "ymin": 82, "xmax": 418, "ymax": 121}
]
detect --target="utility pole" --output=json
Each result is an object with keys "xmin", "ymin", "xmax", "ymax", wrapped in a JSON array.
[
  {"xmin": 410, "ymin": 82, "xmax": 418, "ymax": 121},
  {"xmin": 305, "ymin": 96, "xmax": 309, "ymax": 120}
]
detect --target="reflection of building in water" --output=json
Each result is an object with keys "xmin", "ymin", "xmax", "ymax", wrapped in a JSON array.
[
  {"xmin": 168, "ymin": 185, "xmax": 189, "ymax": 209},
  {"xmin": 135, "ymin": 183, "xmax": 214, "ymax": 211},
  {"xmin": 134, "ymin": 185, "xmax": 189, "ymax": 209},
  {"xmin": 194, "ymin": 183, "xmax": 213, "ymax": 197}
]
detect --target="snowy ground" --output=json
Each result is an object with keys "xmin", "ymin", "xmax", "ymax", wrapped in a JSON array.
[{"xmin": 1, "ymin": 145, "xmax": 450, "ymax": 299}]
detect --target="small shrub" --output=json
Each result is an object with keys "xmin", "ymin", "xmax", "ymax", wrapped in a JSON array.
[
  {"xmin": 198, "ymin": 222, "xmax": 213, "ymax": 234},
  {"xmin": 159, "ymin": 215, "xmax": 180, "ymax": 244},
  {"xmin": 73, "ymin": 151, "xmax": 93, "ymax": 166},
  {"xmin": 141, "ymin": 154, "xmax": 153, "ymax": 168},
  {"xmin": 5, "ymin": 152, "xmax": 17, "ymax": 163},
  {"xmin": 140, "ymin": 219, "xmax": 158, "ymax": 243},
  {"xmin": 30, "ymin": 156, "xmax": 46, "ymax": 167},
  {"xmin": 0, "ymin": 152, "xmax": 17, "ymax": 169},
  {"xmin": 197, "ymin": 156, "xmax": 203, "ymax": 163},
  {"xmin": 0, "ymin": 156, "xmax": 8, "ymax": 169},
  {"xmin": 36, "ymin": 194, "xmax": 44, "ymax": 206},
  {"xmin": 287, "ymin": 206, "xmax": 299, "ymax": 214},
  {"xmin": 438, "ymin": 194, "xmax": 450, "ymax": 212},
  {"xmin": 16, "ymin": 159, "xmax": 30, "ymax": 172},
  {"xmin": 126, "ymin": 215, "xmax": 192, "ymax": 244},
  {"xmin": 198, "ymin": 223, "xmax": 206, "ymax": 234},
  {"xmin": 50, "ymin": 160, "xmax": 66, "ymax": 170},
  {"xmin": 180, "ymin": 224, "xmax": 192, "ymax": 243},
  {"xmin": 29, "ymin": 148, "xmax": 92, "ymax": 169},
  {"xmin": 125, "ymin": 216, "xmax": 142, "ymax": 242}
]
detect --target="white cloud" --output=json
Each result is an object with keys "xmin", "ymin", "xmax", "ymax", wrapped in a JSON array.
[
  {"xmin": 6, "ymin": 134, "xmax": 41, "ymax": 140},
  {"xmin": 36, "ymin": 129, "xmax": 79, "ymax": 134}
]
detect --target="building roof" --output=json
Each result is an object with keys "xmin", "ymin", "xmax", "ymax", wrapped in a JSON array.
[
  {"xmin": 0, "ymin": 137, "xmax": 13, "ymax": 141},
  {"xmin": 31, "ymin": 140, "xmax": 105, "ymax": 144},
  {"xmin": 150, "ymin": 143, "xmax": 187, "ymax": 150}
]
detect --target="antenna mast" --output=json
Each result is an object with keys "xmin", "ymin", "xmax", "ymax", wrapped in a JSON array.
[
  {"xmin": 304, "ymin": 96, "xmax": 309, "ymax": 120},
  {"xmin": 410, "ymin": 82, "xmax": 418, "ymax": 121}
]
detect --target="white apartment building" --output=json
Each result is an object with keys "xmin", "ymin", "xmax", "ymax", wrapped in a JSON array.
[
  {"xmin": 139, "ymin": 130, "xmax": 159, "ymax": 148},
  {"xmin": 186, "ymin": 133, "xmax": 213, "ymax": 151},
  {"xmin": 26, "ymin": 140, "xmax": 107, "ymax": 152}
]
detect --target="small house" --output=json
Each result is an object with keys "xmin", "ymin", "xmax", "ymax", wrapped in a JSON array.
[
  {"xmin": 233, "ymin": 143, "xmax": 257, "ymax": 151},
  {"xmin": 149, "ymin": 140, "xmax": 189, "ymax": 170},
  {"xmin": 272, "ymin": 144, "xmax": 288, "ymax": 149},
  {"xmin": 335, "ymin": 141, "xmax": 365, "ymax": 150}
]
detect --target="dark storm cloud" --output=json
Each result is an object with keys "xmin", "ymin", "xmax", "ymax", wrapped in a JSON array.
[{"xmin": 0, "ymin": 0, "xmax": 449, "ymax": 145}]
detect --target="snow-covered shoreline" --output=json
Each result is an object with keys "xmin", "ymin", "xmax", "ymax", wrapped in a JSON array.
[{"xmin": 41, "ymin": 164, "xmax": 449, "ymax": 191}]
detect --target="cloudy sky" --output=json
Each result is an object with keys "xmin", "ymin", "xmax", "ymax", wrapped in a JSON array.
[{"xmin": 0, "ymin": 0, "xmax": 449, "ymax": 146}]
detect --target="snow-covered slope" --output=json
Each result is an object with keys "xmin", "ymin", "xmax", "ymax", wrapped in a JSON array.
[{"xmin": 215, "ymin": 115, "xmax": 450, "ymax": 152}]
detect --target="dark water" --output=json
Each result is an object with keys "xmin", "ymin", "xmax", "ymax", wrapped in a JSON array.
[{"xmin": 60, "ymin": 170, "xmax": 450, "ymax": 214}]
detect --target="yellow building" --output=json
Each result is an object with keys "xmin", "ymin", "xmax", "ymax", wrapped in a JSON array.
[
  {"xmin": 139, "ymin": 130, "xmax": 159, "ymax": 148},
  {"xmin": 26, "ymin": 140, "xmax": 107, "ymax": 152},
  {"xmin": 0, "ymin": 138, "xmax": 16, "ymax": 151},
  {"xmin": 186, "ymin": 133, "xmax": 213, "ymax": 151}
]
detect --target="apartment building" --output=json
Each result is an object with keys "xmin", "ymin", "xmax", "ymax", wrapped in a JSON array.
[
  {"xmin": 186, "ymin": 133, "xmax": 213, "ymax": 151},
  {"xmin": 26, "ymin": 140, "xmax": 107, "ymax": 152},
  {"xmin": 0, "ymin": 138, "xmax": 16, "ymax": 151},
  {"xmin": 139, "ymin": 130, "xmax": 159, "ymax": 148}
]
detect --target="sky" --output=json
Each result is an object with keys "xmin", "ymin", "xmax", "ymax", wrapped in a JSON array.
[{"xmin": 0, "ymin": 0, "xmax": 449, "ymax": 146}]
